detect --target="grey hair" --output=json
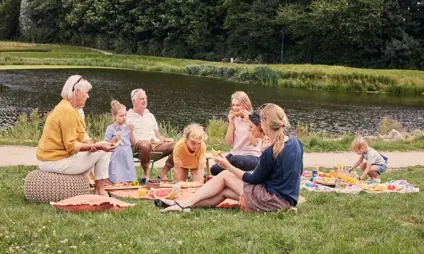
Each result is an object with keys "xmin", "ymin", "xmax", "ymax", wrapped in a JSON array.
[
  {"xmin": 61, "ymin": 75, "xmax": 92, "ymax": 99},
  {"xmin": 131, "ymin": 88, "xmax": 146, "ymax": 100}
]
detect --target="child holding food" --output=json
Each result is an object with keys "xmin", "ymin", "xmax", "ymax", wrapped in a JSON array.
[
  {"xmin": 104, "ymin": 100, "xmax": 137, "ymax": 186},
  {"xmin": 210, "ymin": 91, "xmax": 262, "ymax": 175}
]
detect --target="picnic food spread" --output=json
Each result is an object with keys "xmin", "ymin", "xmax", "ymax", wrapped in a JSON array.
[
  {"xmin": 301, "ymin": 165, "xmax": 419, "ymax": 194},
  {"xmin": 153, "ymin": 188, "xmax": 177, "ymax": 200}
]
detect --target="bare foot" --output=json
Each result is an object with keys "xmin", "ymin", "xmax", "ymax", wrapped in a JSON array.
[
  {"xmin": 161, "ymin": 204, "xmax": 191, "ymax": 213},
  {"xmin": 159, "ymin": 175, "xmax": 168, "ymax": 180},
  {"xmin": 157, "ymin": 199, "xmax": 191, "ymax": 213},
  {"xmin": 95, "ymin": 191, "xmax": 110, "ymax": 197},
  {"xmin": 104, "ymin": 179, "xmax": 113, "ymax": 186},
  {"xmin": 114, "ymin": 182, "xmax": 125, "ymax": 187}
]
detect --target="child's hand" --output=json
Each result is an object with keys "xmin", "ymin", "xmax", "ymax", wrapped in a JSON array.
[
  {"xmin": 240, "ymin": 110, "xmax": 250, "ymax": 120},
  {"xmin": 348, "ymin": 167, "xmax": 353, "ymax": 173},
  {"xmin": 228, "ymin": 112, "xmax": 235, "ymax": 124},
  {"xmin": 129, "ymin": 124, "xmax": 134, "ymax": 134},
  {"xmin": 111, "ymin": 134, "xmax": 121, "ymax": 143}
]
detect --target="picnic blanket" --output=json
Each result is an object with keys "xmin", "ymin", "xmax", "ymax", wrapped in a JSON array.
[
  {"xmin": 108, "ymin": 187, "xmax": 240, "ymax": 208},
  {"xmin": 108, "ymin": 186, "xmax": 307, "ymax": 209},
  {"xmin": 301, "ymin": 179, "xmax": 419, "ymax": 194}
]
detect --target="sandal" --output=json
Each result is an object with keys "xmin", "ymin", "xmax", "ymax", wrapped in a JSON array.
[
  {"xmin": 154, "ymin": 199, "xmax": 174, "ymax": 208},
  {"xmin": 154, "ymin": 200, "xmax": 191, "ymax": 212}
]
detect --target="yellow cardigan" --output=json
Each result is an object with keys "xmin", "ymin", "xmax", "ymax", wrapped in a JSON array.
[{"xmin": 36, "ymin": 100, "xmax": 86, "ymax": 161}]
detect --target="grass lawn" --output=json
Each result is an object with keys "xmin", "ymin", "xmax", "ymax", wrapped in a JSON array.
[{"xmin": 1, "ymin": 166, "xmax": 423, "ymax": 253}]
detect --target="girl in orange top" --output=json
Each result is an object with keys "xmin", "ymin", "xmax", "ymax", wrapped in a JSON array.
[{"xmin": 173, "ymin": 123, "xmax": 207, "ymax": 183}]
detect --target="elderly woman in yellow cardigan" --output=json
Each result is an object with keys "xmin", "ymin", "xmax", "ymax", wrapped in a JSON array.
[{"xmin": 36, "ymin": 75, "xmax": 116, "ymax": 196}]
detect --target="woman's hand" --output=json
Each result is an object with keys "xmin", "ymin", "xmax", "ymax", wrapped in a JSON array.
[
  {"xmin": 214, "ymin": 155, "xmax": 232, "ymax": 170},
  {"xmin": 96, "ymin": 141, "xmax": 117, "ymax": 152}
]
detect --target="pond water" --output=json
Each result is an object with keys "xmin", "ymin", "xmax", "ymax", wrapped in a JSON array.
[{"xmin": 1, "ymin": 68, "xmax": 423, "ymax": 134}]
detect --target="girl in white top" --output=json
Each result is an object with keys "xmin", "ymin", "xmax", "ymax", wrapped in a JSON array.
[{"xmin": 211, "ymin": 91, "xmax": 262, "ymax": 175}]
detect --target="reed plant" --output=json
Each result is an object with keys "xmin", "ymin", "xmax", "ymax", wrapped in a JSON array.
[
  {"xmin": 85, "ymin": 113, "xmax": 112, "ymax": 141},
  {"xmin": 1, "ymin": 110, "xmax": 424, "ymax": 152},
  {"xmin": 379, "ymin": 116, "xmax": 403, "ymax": 134},
  {"xmin": 206, "ymin": 118, "xmax": 229, "ymax": 151},
  {"xmin": 158, "ymin": 121, "xmax": 182, "ymax": 141},
  {"xmin": 2, "ymin": 109, "xmax": 42, "ymax": 141}
]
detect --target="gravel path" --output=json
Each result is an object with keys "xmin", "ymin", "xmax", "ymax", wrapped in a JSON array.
[{"xmin": 1, "ymin": 146, "xmax": 423, "ymax": 169}]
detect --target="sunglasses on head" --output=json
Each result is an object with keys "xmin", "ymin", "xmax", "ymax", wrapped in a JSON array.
[
  {"xmin": 131, "ymin": 89, "xmax": 144, "ymax": 99},
  {"xmin": 72, "ymin": 76, "xmax": 83, "ymax": 92},
  {"xmin": 260, "ymin": 103, "xmax": 270, "ymax": 110}
]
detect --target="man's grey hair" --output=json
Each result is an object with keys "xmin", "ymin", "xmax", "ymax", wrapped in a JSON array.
[{"xmin": 131, "ymin": 88, "xmax": 146, "ymax": 99}]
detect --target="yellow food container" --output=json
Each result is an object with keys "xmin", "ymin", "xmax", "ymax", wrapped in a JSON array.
[{"xmin": 138, "ymin": 188, "xmax": 148, "ymax": 197}]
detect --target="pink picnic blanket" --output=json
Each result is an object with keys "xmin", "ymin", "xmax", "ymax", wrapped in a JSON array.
[{"xmin": 108, "ymin": 187, "xmax": 240, "ymax": 208}]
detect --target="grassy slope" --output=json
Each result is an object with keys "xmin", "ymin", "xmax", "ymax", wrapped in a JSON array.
[
  {"xmin": 1, "ymin": 41, "xmax": 424, "ymax": 94},
  {"xmin": 1, "ymin": 166, "xmax": 423, "ymax": 253}
]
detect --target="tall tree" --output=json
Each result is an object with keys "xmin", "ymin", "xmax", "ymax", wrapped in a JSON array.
[
  {"xmin": 0, "ymin": 0, "xmax": 21, "ymax": 40},
  {"xmin": 278, "ymin": 0, "xmax": 386, "ymax": 66},
  {"xmin": 19, "ymin": 0, "xmax": 34, "ymax": 41}
]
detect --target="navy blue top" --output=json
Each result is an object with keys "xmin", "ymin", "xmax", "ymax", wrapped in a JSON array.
[{"xmin": 242, "ymin": 135, "xmax": 303, "ymax": 206}]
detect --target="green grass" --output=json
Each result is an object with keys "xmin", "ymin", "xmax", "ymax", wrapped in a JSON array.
[
  {"xmin": 1, "ymin": 110, "xmax": 424, "ymax": 152},
  {"xmin": 1, "ymin": 41, "xmax": 424, "ymax": 95},
  {"xmin": 1, "ymin": 165, "xmax": 423, "ymax": 253}
]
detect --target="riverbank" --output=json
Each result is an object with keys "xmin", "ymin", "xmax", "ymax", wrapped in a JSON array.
[
  {"xmin": 1, "ymin": 111, "xmax": 424, "ymax": 153},
  {"xmin": 1, "ymin": 41, "xmax": 424, "ymax": 95}
]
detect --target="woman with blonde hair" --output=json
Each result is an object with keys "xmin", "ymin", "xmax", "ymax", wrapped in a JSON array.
[
  {"xmin": 210, "ymin": 91, "xmax": 262, "ymax": 175},
  {"xmin": 172, "ymin": 123, "xmax": 208, "ymax": 183},
  {"xmin": 36, "ymin": 75, "xmax": 116, "ymax": 196},
  {"xmin": 156, "ymin": 104, "xmax": 304, "ymax": 212}
]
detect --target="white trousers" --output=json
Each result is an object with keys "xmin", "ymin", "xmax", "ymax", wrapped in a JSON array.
[{"xmin": 38, "ymin": 151, "xmax": 110, "ymax": 180}]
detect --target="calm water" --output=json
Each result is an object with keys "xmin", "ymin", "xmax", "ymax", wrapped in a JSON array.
[{"xmin": 1, "ymin": 69, "xmax": 423, "ymax": 134}]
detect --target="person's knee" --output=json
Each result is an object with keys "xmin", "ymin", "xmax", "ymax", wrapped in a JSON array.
[
  {"xmin": 229, "ymin": 155, "xmax": 258, "ymax": 171},
  {"xmin": 164, "ymin": 141, "xmax": 175, "ymax": 154},
  {"xmin": 137, "ymin": 141, "xmax": 151, "ymax": 152},
  {"xmin": 360, "ymin": 163, "xmax": 367, "ymax": 170},
  {"xmin": 228, "ymin": 156, "xmax": 242, "ymax": 167},
  {"xmin": 210, "ymin": 164, "xmax": 223, "ymax": 176},
  {"xmin": 220, "ymin": 170, "xmax": 232, "ymax": 178}
]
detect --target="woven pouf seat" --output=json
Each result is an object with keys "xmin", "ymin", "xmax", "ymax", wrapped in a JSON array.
[{"xmin": 24, "ymin": 170, "xmax": 90, "ymax": 203}]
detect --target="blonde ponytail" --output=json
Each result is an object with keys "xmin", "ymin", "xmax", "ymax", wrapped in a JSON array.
[
  {"xmin": 260, "ymin": 103, "xmax": 290, "ymax": 158},
  {"xmin": 110, "ymin": 100, "xmax": 126, "ymax": 118}
]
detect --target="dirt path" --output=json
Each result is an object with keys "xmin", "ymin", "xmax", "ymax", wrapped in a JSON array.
[{"xmin": 1, "ymin": 146, "xmax": 423, "ymax": 169}]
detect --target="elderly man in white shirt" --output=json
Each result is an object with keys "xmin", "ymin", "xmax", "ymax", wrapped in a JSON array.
[{"xmin": 127, "ymin": 89, "xmax": 175, "ymax": 182}]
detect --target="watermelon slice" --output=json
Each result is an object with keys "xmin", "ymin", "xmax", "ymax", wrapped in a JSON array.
[{"xmin": 153, "ymin": 188, "xmax": 177, "ymax": 200}]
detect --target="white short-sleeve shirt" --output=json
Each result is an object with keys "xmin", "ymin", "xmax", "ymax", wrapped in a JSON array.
[{"xmin": 126, "ymin": 109, "xmax": 159, "ymax": 142}]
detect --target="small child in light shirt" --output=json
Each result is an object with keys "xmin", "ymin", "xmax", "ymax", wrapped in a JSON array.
[{"xmin": 348, "ymin": 137, "xmax": 388, "ymax": 183}]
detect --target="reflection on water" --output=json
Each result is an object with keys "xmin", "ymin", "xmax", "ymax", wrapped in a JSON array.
[{"xmin": 1, "ymin": 69, "xmax": 423, "ymax": 134}]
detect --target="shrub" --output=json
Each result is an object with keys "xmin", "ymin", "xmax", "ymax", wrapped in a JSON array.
[{"xmin": 379, "ymin": 117, "xmax": 402, "ymax": 134}]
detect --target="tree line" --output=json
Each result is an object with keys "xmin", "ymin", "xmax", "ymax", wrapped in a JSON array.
[{"xmin": 1, "ymin": 0, "xmax": 423, "ymax": 69}]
